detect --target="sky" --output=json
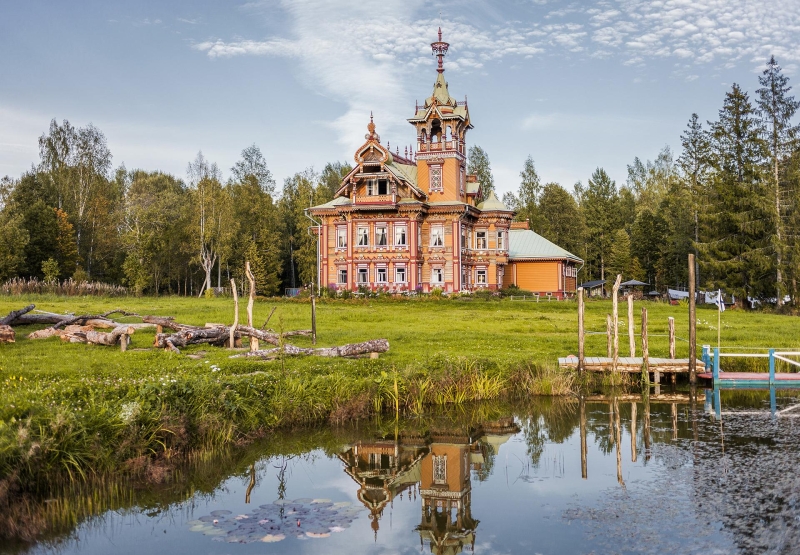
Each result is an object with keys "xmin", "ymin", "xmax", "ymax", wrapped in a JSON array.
[{"xmin": 2, "ymin": 0, "xmax": 800, "ymax": 198}]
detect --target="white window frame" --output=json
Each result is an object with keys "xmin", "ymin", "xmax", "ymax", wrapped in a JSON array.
[
  {"xmin": 433, "ymin": 455, "xmax": 447, "ymax": 485},
  {"xmin": 430, "ymin": 225, "xmax": 444, "ymax": 247},
  {"xmin": 429, "ymin": 164, "xmax": 443, "ymax": 193},
  {"xmin": 475, "ymin": 230, "xmax": 487, "ymax": 250},
  {"xmin": 357, "ymin": 226, "xmax": 369, "ymax": 247},
  {"xmin": 394, "ymin": 225, "xmax": 407, "ymax": 246},
  {"xmin": 376, "ymin": 266, "xmax": 388, "ymax": 284},
  {"xmin": 497, "ymin": 230, "xmax": 505, "ymax": 251},
  {"xmin": 395, "ymin": 266, "xmax": 407, "ymax": 283},
  {"xmin": 336, "ymin": 227, "xmax": 347, "ymax": 249},
  {"xmin": 431, "ymin": 267, "xmax": 444, "ymax": 285},
  {"xmin": 337, "ymin": 268, "xmax": 347, "ymax": 285},
  {"xmin": 375, "ymin": 225, "xmax": 388, "ymax": 247},
  {"xmin": 357, "ymin": 267, "xmax": 369, "ymax": 284},
  {"xmin": 476, "ymin": 268, "xmax": 487, "ymax": 285},
  {"xmin": 366, "ymin": 180, "xmax": 376, "ymax": 196}
]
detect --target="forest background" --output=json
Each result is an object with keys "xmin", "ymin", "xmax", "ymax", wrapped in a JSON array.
[{"xmin": 1, "ymin": 57, "xmax": 799, "ymax": 306}]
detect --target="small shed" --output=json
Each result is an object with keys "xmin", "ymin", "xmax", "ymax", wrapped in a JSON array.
[
  {"xmin": 619, "ymin": 279, "xmax": 650, "ymax": 299},
  {"xmin": 579, "ymin": 279, "xmax": 606, "ymax": 297}
]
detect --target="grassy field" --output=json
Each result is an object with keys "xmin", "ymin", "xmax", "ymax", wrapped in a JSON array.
[{"xmin": 2, "ymin": 293, "xmax": 799, "ymax": 529}]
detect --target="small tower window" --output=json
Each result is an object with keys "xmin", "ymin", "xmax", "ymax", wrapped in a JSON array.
[
  {"xmin": 378, "ymin": 179, "xmax": 388, "ymax": 195},
  {"xmin": 430, "ymin": 165, "xmax": 443, "ymax": 193},
  {"xmin": 430, "ymin": 120, "xmax": 442, "ymax": 143}
]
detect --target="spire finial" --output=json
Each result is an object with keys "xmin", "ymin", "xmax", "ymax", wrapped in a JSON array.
[
  {"xmin": 367, "ymin": 112, "xmax": 376, "ymax": 135},
  {"xmin": 431, "ymin": 28, "xmax": 449, "ymax": 74}
]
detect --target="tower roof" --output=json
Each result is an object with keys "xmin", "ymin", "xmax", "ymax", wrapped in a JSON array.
[{"xmin": 476, "ymin": 191, "xmax": 511, "ymax": 212}]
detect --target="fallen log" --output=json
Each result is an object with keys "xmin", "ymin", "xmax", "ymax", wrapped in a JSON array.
[
  {"xmin": 0, "ymin": 325, "xmax": 15, "ymax": 343},
  {"xmin": 239, "ymin": 339, "xmax": 389, "ymax": 359},
  {"xmin": 0, "ymin": 305, "xmax": 35, "ymax": 325},
  {"xmin": 154, "ymin": 326, "xmax": 236, "ymax": 353},
  {"xmin": 141, "ymin": 315, "xmax": 186, "ymax": 331},
  {"xmin": 61, "ymin": 325, "xmax": 135, "ymax": 346}
]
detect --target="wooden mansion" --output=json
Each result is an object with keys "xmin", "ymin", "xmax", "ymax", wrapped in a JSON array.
[{"xmin": 309, "ymin": 30, "xmax": 582, "ymax": 296}]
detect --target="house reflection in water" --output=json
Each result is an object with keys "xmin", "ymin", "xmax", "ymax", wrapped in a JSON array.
[{"xmin": 338, "ymin": 416, "xmax": 519, "ymax": 554}]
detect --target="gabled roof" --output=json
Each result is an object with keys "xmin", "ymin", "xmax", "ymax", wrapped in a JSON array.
[{"xmin": 508, "ymin": 229, "xmax": 582, "ymax": 262}]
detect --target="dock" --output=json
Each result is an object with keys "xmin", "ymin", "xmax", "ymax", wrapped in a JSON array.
[
  {"xmin": 697, "ymin": 371, "xmax": 800, "ymax": 385},
  {"xmin": 559, "ymin": 356, "xmax": 702, "ymax": 373}
]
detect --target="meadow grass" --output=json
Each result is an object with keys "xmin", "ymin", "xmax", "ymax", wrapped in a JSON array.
[{"xmin": 1, "ymin": 293, "xmax": 800, "ymax": 520}]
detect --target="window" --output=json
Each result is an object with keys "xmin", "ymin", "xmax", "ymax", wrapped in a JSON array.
[
  {"xmin": 497, "ymin": 231, "xmax": 505, "ymax": 250},
  {"xmin": 476, "ymin": 269, "xmax": 487, "ymax": 285},
  {"xmin": 337, "ymin": 268, "xmax": 347, "ymax": 284},
  {"xmin": 461, "ymin": 227, "xmax": 467, "ymax": 250},
  {"xmin": 376, "ymin": 225, "xmax": 388, "ymax": 246},
  {"xmin": 357, "ymin": 267, "xmax": 368, "ymax": 284},
  {"xmin": 430, "ymin": 225, "xmax": 444, "ymax": 247},
  {"xmin": 394, "ymin": 225, "xmax": 407, "ymax": 246},
  {"xmin": 395, "ymin": 266, "xmax": 406, "ymax": 283},
  {"xmin": 432, "ymin": 267, "xmax": 444, "ymax": 284},
  {"xmin": 475, "ymin": 231, "xmax": 487, "ymax": 250},
  {"xmin": 377, "ymin": 267, "xmax": 387, "ymax": 283},
  {"xmin": 378, "ymin": 179, "xmax": 388, "ymax": 195},
  {"xmin": 336, "ymin": 227, "xmax": 347, "ymax": 249},
  {"xmin": 357, "ymin": 227, "xmax": 369, "ymax": 247},
  {"xmin": 429, "ymin": 165, "xmax": 443, "ymax": 193},
  {"xmin": 433, "ymin": 455, "xmax": 447, "ymax": 485},
  {"xmin": 366, "ymin": 180, "xmax": 375, "ymax": 196}
]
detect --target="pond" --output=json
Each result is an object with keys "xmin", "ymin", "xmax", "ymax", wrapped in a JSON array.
[{"xmin": 9, "ymin": 389, "xmax": 800, "ymax": 555}]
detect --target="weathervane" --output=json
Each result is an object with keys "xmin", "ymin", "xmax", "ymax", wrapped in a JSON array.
[{"xmin": 431, "ymin": 27, "xmax": 449, "ymax": 73}]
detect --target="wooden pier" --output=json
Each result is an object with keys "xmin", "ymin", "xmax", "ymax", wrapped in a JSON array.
[
  {"xmin": 698, "ymin": 346, "xmax": 800, "ymax": 386},
  {"xmin": 559, "ymin": 356, "xmax": 702, "ymax": 373}
]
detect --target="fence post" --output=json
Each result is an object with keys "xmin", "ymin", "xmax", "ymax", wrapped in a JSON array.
[
  {"xmin": 612, "ymin": 275, "xmax": 622, "ymax": 372},
  {"xmin": 689, "ymin": 254, "xmax": 697, "ymax": 383},
  {"xmin": 577, "ymin": 287, "xmax": 585, "ymax": 373},
  {"xmin": 606, "ymin": 314, "xmax": 613, "ymax": 358},
  {"xmin": 712, "ymin": 347, "xmax": 720, "ymax": 383},
  {"xmin": 628, "ymin": 294, "xmax": 635, "ymax": 357},
  {"xmin": 769, "ymin": 348, "xmax": 775, "ymax": 384},
  {"xmin": 641, "ymin": 306, "xmax": 650, "ymax": 376},
  {"xmin": 702, "ymin": 345, "xmax": 711, "ymax": 370}
]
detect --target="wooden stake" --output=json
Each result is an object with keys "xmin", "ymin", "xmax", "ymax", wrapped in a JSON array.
[
  {"xmin": 644, "ymin": 395, "xmax": 651, "ymax": 461},
  {"xmin": 580, "ymin": 396, "xmax": 587, "ymax": 479},
  {"xmin": 668, "ymin": 316, "xmax": 676, "ymax": 359},
  {"xmin": 614, "ymin": 398, "xmax": 624, "ymax": 487},
  {"xmin": 606, "ymin": 314, "xmax": 613, "ymax": 358},
  {"xmin": 627, "ymin": 294, "xmax": 635, "ymax": 357},
  {"xmin": 671, "ymin": 402, "xmax": 678, "ymax": 440},
  {"xmin": 641, "ymin": 306, "xmax": 650, "ymax": 377},
  {"xmin": 577, "ymin": 287, "xmax": 585, "ymax": 372},
  {"xmin": 120, "ymin": 334, "xmax": 128, "ymax": 352},
  {"xmin": 612, "ymin": 274, "xmax": 622, "ymax": 371},
  {"xmin": 630, "ymin": 402, "xmax": 637, "ymax": 463},
  {"xmin": 230, "ymin": 278, "xmax": 239, "ymax": 349},
  {"xmin": 688, "ymin": 253, "xmax": 697, "ymax": 383},
  {"xmin": 245, "ymin": 262, "xmax": 258, "ymax": 351},
  {"xmin": 311, "ymin": 293, "xmax": 317, "ymax": 346}
]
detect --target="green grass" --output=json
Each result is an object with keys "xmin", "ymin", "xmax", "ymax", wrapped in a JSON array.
[{"xmin": 2, "ymin": 293, "xmax": 800, "ymax": 527}]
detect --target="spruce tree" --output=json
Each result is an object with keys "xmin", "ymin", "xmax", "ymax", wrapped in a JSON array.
[
  {"xmin": 678, "ymin": 113, "xmax": 711, "ymax": 288},
  {"xmin": 756, "ymin": 56, "xmax": 800, "ymax": 306},
  {"xmin": 704, "ymin": 84, "xmax": 770, "ymax": 300},
  {"xmin": 580, "ymin": 168, "xmax": 620, "ymax": 281}
]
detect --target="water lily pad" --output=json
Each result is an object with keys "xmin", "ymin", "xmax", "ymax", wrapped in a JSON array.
[
  {"xmin": 306, "ymin": 531, "xmax": 331, "ymax": 538},
  {"xmin": 293, "ymin": 498, "xmax": 314, "ymax": 504},
  {"xmin": 198, "ymin": 515, "xmax": 216, "ymax": 522},
  {"xmin": 311, "ymin": 498, "xmax": 332, "ymax": 504},
  {"xmin": 202, "ymin": 528, "xmax": 228, "ymax": 536},
  {"xmin": 260, "ymin": 534, "xmax": 286, "ymax": 543},
  {"xmin": 210, "ymin": 510, "xmax": 232, "ymax": 517}
]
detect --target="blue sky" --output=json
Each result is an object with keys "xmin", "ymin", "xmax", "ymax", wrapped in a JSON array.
[{"xmin": 2, "ymin": 0, "xmax": 799, "ymax": 197}]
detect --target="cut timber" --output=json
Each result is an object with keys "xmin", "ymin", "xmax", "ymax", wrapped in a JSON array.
[
  {"xmin": 245, "ymin": 261, "xmax": 258, "ymax": 352},
  {"xmin": 0, "ymin": 304, "xmax": 35, "ymax": 325},
  {"xmin": 155, "ymin": 326, "xmax": 236, "ymax": 353},
  {"xmin": 141, "ymin": 316, "xmax": 185, "ymax": 331},
  {"xmin": 241, "ymin": 339, "xmax": 390, "ymax": 359},
  {"xmin": 85, "ymin": 326, "xmax": 136, "ymax": 346},
  {"xmin": 0, "ymin": 325, "xmax": 15, "ymax": 343}
]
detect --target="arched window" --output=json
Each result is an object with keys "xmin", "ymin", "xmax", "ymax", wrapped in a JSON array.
[{"xmin": 420, "ymin": 129, "xmax": 427, "ymax": 143}]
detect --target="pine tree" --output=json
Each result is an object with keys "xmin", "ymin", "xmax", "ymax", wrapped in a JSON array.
[
  {"xmin": 678, "ymin": 113, "xmax": 711, "ymax": 288},
  {"xmin": 580, "ymin": 168, "xmax": 620, "ymax": 280},
  {"xmin": 515, "ymin": 156, "xmax": 544, "ymax": 230},
  {"xmin": 703, "ymin": 84, "xmax": 770, "ymax": 299},
  {"xmin": 537, "ymin": 182, "xmax": 584, "ymax": 256},
  {"xmin": 756, "ymin": 56, "xmax": 800, "ymax": 306}
]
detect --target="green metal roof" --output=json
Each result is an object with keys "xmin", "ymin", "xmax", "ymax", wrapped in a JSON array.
[
  {"xmin": 311, "ymin": 196, "xmax": 351, "ymax": 209},
  {"xmin": 476, "ymin": 191, "xmax": 510, "ymax": 211},
  {"xmin": 386, "ymin": 161, "xmax": 418, "ymax": 186},
  {"xmin": 508, "ymin": 229, "xmax": 582, "ymax": 262}
]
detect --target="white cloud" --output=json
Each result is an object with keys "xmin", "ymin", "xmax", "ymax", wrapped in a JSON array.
[{"xmin": 188, "ymin": 0, "xmax": 800, "ymax": 157}]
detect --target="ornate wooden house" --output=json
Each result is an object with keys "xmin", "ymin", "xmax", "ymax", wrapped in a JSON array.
[{"xmin": 309, "ymin": 30, "xmax": 581, "ymax": 296}]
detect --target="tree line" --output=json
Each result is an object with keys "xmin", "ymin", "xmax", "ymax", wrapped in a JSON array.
[
  {"xmin": 497, "ymin": 57, "xmax": 800, "ymax": 306},
  {"xmin": 1, "ymin": 57, "xmax": 797, "ymax": 303},
  {"xmin": 0, "ymin": 121, "xmax": 351, "ymax": 296}
]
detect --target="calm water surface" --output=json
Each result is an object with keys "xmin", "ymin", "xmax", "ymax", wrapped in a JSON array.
[{"xmin": 16, "ymin": 390, "xmax": 800, "ymax": 555}]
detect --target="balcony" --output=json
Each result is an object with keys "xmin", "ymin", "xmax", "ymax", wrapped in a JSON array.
[{"xmin": 354, "ymin": 194, "xmax": 394, "ymax": 205}]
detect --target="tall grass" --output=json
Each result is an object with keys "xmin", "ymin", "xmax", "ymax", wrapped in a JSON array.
[{"xmin": 1, "ymin": 278, "xmax": 128, "ymax": 297}]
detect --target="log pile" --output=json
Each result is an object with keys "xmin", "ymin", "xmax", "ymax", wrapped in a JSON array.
[{"xmin": 0, "ymin": 303, "xmax": 389, "ymax": 359}]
